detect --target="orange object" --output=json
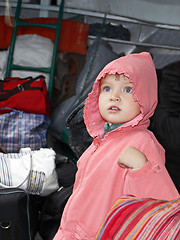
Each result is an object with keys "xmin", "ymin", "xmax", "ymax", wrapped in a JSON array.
[{"xmin": 0, "ymin": 16, "xmax": 89, "ymax": 54}]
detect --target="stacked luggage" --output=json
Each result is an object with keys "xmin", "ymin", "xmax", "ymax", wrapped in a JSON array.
[{"xmin": 0, "ymin": 75, "xmax": 56, "ymax": 240}]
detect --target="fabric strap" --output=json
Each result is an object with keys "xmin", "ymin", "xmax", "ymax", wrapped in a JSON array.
[{"xmin": 0, "ymin": 76, "xmax": 43, "ymax": 101}]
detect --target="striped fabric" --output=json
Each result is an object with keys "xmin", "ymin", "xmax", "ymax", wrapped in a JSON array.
[
  {"xmin": 0, "ymin": 154, "xmax": 11, "ymax": 186},
  {"xmin": 96, "ymin": 197, "xmax": 180, "ymax": 240},
  {"xmin": 27, "ymin": 170, "xmax": 46, "ymax": 195},
  {"xmin": 0, "ymin": 150, "xmax": 32, "ymax": 188}
]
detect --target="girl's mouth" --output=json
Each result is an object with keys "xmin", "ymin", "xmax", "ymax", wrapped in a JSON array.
[{"xmin": 108, "ymin": 106, "xmax": 121, "ymax": 112}]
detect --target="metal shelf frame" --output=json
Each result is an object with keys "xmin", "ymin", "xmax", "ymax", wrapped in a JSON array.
[{"xmin": 1, "ymin": 2, "xmax": 180, "ymax": 51}]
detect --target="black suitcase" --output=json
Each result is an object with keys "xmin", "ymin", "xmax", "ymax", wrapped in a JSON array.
[{"xmin": 0, "ymin": 188, "xmax": 39, "ymax": 240}]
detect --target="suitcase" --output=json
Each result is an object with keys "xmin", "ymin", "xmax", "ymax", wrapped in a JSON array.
[{"xmin": 0, "ymin": 188, "xmax": 39, "ymax": 240}]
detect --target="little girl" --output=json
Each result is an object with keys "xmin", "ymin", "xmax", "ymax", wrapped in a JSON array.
[{"xmin": 54, "ymin": 52, "xmax": 179, "ymax": 240}]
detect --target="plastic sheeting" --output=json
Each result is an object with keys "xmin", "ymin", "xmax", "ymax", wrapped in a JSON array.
[
  {"xmin": 132, "ymin": 27, "xmax": 180, "ymax": 69},
  {"xmin": 64, "ymin": 0, "xmax": 180, "ymax": 26},
  {"xmin": 49, "ymin": 39, "xmax": 119, "ymax": 140}
]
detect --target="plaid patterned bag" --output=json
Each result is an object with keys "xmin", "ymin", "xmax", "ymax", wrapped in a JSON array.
[{"xmin": 0, "ymin": 110, "xmax": 50, "ymax": 153}]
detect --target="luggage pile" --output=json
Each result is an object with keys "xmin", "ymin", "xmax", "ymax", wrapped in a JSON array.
[
  {"xmin": 0, "ymin": 75, "xmax": 50, "ymax": 153},
  {"xmin": 0, "ymin": 75, "xmax": 64, "ymax": 239}
]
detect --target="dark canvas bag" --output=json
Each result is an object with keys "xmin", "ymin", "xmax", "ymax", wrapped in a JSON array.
[
  {"xmin": 38, "ymin": 185, "xmax": 73, "ymax": 240},
  {"xmin": 66, "ymin": 101, "xmax": 93, "ymax": 158}
]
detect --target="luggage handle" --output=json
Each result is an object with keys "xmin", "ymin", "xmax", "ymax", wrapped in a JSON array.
[
  {"xmin": 0, "ymin": 152, "xmax": 32, "ymax": 189},
  {"xmin": 0, "ymin": 221, "xmax": 11, "ymax": 229},
  {"xmin": 0, "ymin": 77, "xmax": 43, "ymax": 101}
]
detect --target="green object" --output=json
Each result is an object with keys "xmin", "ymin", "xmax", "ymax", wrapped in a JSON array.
[
  {"xmin": 61, "ymin": 128, "xmax": 70, "ymax": 146},
  {"xmin": 5, "ymin": 0, "xmax": 65, "ymax": 100},
  {"xmin": 104, "ymin": 122, "xmax": 125, "ymax": 134}
]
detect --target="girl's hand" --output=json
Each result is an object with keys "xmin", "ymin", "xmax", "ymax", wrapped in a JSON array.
[{"xmin": 117, "ymin": 146, "xmax": 148, "ymax": 170}]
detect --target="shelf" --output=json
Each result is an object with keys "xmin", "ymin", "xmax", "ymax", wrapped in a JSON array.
[{"xmin": 1, "ymin": 2, "xmax": 180, "ymax": 51}]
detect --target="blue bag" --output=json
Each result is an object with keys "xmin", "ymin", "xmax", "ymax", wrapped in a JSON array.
[{"xmin": 0, "ymin": 110, "xmax": 50, "ymax": 153}]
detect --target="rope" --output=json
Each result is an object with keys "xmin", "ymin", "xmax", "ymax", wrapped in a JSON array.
[{"xmin": 5, "ymin": 0, "xmax": 14, "ymax": 27}]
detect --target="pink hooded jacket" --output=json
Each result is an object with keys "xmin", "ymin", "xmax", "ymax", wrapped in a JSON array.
[{"xmin": 54, "ymin": 52, "xmax": 179, "ymax": 240}]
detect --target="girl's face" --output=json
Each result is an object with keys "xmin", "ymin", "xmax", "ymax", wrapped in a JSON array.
[{"xmin": 99, "ymin": 74, "xmax": 141, "ymax": 124}]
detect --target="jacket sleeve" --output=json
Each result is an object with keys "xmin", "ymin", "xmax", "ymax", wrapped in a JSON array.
[{"xmin": 123, "ymin": 139, "xmax": 180, "ymax": 201}]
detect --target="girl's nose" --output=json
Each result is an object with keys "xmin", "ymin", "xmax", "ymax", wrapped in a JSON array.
[{"xmin": 110, "ymin": 92, "xmax": 121, "ymax": 101}]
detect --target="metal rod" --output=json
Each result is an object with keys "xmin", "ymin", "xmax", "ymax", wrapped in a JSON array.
[
  {"xmin": 10, "ymin": 65, "xmax": 51, "ymax": 73},
  {"xmin": 48, "ymin": 0, "xmax": 64, "ymax": 100},
  {"xmin": 88, "ymin": 36, "xmax": 180, "ymax": 51},
  {"xmin": 5, "ymin": 0, "xmax": 22, "ymax": 78},
  {"xmin": 0, "ymin": 2, "xmax": 179, "ymax": 30},
  {"xmin": 17, "ymin": 20, "xmax": 57, "ymax": 29}
]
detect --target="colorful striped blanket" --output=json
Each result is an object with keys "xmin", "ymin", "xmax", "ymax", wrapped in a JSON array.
[{"xmin": 96, "ymin": 197, "xmax": 180, "ymax": 240}]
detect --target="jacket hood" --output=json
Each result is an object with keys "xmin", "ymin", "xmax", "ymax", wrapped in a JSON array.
[{"xmin": 84, "ymin": 52, "xmax": 158, "ymax": 138}]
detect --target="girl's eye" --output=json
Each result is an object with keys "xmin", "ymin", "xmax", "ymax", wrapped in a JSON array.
[
  {"xmin": 103, "ymin": 86, "xmax": 111, "ymax": 92},
  {"xmin": 124, "ymin": 87, "xmax": 132, "ymax": 93}
]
